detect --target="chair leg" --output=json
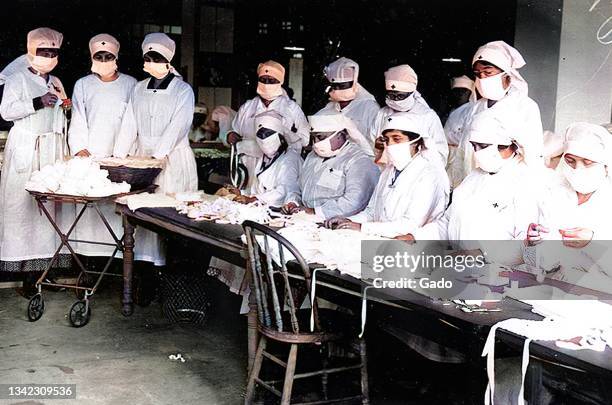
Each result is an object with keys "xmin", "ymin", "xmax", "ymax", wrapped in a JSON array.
[
  {"xmin": 359, "ymin": 339, "xmax": 370, "ymax": 405},
  {"xmin": 321, "ymin": 343, "xmax": 329, "ymax": 400},
  {"xmin": 245, "ymin": 336, "xmax": 267, "ymax": 404},
  {"xmin": 281, "ymin": 344, "xmax": 298, "ymax": 405}
]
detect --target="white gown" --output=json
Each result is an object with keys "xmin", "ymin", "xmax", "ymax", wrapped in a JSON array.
[
  {"xmin": 349, "ymin": 152, "xmax": 449, "ymax": 238},
  {"xmin": 0, "ymin": 70, "xmax": 68, "ymax": 263},
  {"xmin": 444, "ymin": 101, "xmax": 475, "ymax": 189},
  {"xmin": 317, "ymin": 84, "xmax": 380, "ymax": 155},
  {"xmin": 244, "ymin": 149, "xmax": 302, "ymax": 207},
  {"xmin": 369, "ymin": 95, "xmax": 449, "ymax": 165},
  {"xmin": 113, "ymin": 74, "xmax": 198, "ymax": 265},
  {"xmin": 415, "ymin": 159, "xmax": 542, "ymax": 265},
  {"xmin": 68, "ymin": 73, "xmax": 137, "ymax": 257},
  {"xmin": 231, "ymin": 95, "xmax": 309, "ymax": 189},
  {"xmin": 285, "ymin": 142, "xmax": 380, "ymax": 219}
]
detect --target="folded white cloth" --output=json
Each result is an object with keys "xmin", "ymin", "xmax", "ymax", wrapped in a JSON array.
[{"xmin": 121, "ymin": 193, "xmax": 178, "ymax": 211}]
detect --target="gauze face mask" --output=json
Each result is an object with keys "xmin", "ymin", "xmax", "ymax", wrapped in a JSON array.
[
  {"xmin": 91, "ymin": 60, "xmax": 117, "ymax": 79},
  {"xmin": 256, "ymin": 133, "xmax": 282, "ymax": 158},
  {"xmin": 475, "ymin": 72, "xmax": 509, "ymax": 101},
  {"xmin": 560, "ymin": 159, "xmax": 607, "ymax": 194},
  {"xmin": 313, "ymin": 131, "xmax": 344, "ymax": 158},
  {"xmin": 143, "ymin": 61, "xmax": 170, "ymax": 79},
  {"xmin": 28, "ymin": 55, "xmax": 58, "ymax": 74},
  {"xmin": 257, "ymin": 82, "xmax": 283, "ymax": 100},
  {"xmin": 386, "ymin": 137, "xmax": 421, "ymax": 171},
  {"xmin": 474, "ymin": 144, "xmax": 510, "ymax": 173},
  {"xmin": 328, "ymin": 84, "xmax": 357, "ymax": 102},
  {"xmin": 385, "ymin": 94, "xmax": 416, "ymax": 112}
]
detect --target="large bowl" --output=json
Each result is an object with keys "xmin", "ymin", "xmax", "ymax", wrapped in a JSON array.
[{"xmin": 100, "ymin": 165, "xmax": 162, "ymax": 190}]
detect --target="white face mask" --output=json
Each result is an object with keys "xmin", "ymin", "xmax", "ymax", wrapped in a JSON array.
[
  {"xmin": 474, "ymin": 144, "xmax": 511, "ymax": 173},
  {"xmin": 91, "ymin": 60, "xmax": 117, "ymax": 79},
  {"xmin": 328, "ymin": 84, "xmax": 357, "ymax": 102},
  {"xmin": 475, "ymin": 72, "xmax": 509, "ymax": 101},
  {"xmin": 560, "ymin": 158, "xmax": 607, "ymax": 194},
  {"xmin": 257, "ymin": 82, "xmax": 283, "ymax": 100},
  {"xmin": 28, "ymin": 55, "xmax": 58, "ymax": 74},
  {"xmin": 385, "ymin": 94, "xmax": 416, "ymax": 112},
  {"xmin": 313, "ymin": 132, "xmax": 343, "ymax": 158},
  {"xmin": 386, "ymin": 138, "xmax": 421, "ymax": 170},
  {"xmin": 256, "ymin": 133, "xmax": 282, "ymax": 158},
  {"xmin": 143, "ymin": 61, "xmax": 170, "ymax": 79}
]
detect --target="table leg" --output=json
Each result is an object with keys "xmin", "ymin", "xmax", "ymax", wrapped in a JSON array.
[
  {"xmin": 122, "ymin": 216, "xmax": 135, "ymax": 317},
  {"xmin": 246, "ymin": 259, "xmax": 258, "ymax": 373}
]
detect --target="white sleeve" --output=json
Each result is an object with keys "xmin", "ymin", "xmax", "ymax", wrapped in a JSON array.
[
  {"xmin": 112, "ymin": 90, "xmax": 138, "ymax": 158},
  {"xmin": 256, "ymin": 155, "xmax": 302, "ymax": 206},
  {"xmin": 428, "ymin": 111, "xmax": 449, "ymax": 163},
  {"xmin": 413, "ymin": 206, "xmax": 450, "ymax": 241},
  {"xmin": 0, "ymin": 74, "xmax": 36, "ymax": 121},
  {"xmin": 67, "ymin": 80, "xmax": 89, "ymax": 155},
  {"xmin": 153, "ymin": 85, "xmax": 195, "ymax": 159},
  {"xmin": 230, "ymin": 103, "xmax": 247, "ymax": 136}
]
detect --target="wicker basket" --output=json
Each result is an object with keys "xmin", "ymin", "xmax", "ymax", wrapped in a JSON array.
[{"xmin": 101, "ymin": 165, "xmax": 162, "ymax": 190}]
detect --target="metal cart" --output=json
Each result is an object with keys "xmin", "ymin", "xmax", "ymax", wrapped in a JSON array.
[{"xmin": 26, "ymin": 187, "xmax": 155, "ymax": 327}]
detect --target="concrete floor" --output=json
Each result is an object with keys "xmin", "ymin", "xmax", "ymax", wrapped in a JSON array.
[{"xmin": 0, "ymin": 280, "xmax": 247, "ymax": 405}]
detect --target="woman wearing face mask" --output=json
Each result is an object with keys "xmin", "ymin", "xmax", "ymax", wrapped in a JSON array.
[
  {"xmin": 227, "ymin": 60, "xmax": 309, "ymax": 190},
  {"xmin": 282, "ymin": 113, "xmax": 379, "ymax": 219},
  {"xmin": 316, "ymin": 57, "xmax": 379, "ymax": 156},
  {"xmin": 454, "ymin": 41, "xmax": 543, "ymax": 187},
  {"xmin": 113, "ymin": 32, "xmax": 197, "ymax": 266},
  {"xmin": 324, "ymin": 113, "xmax": 449, "ymax": 237},
  {"xmin": 369, "ymin": 64, "xmax": 448, "ymax": 165},
  {"xmin": 0, "ymin": 28, "xmax": 69, "ymax": 286},
  {"xmin": 228, "ymin": 112, "xmax": 302, "ymax": 206},
  {"xmin": 403, "ymin": 110, "xmax": 541, "ymax": 266},
  {"xmin": 525, "ymin": 123, "xmax": 612, "ymax": 288},
  {"xmin": 66, "ymin": 34, "xmax": 137, "ymax": 258}
]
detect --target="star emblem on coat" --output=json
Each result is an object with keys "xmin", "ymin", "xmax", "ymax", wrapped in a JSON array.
[
  {"xmin": 493, "ymin": 202, "xmax": 499, "ymax": 208},
  {"xmin": 387, "ymin": 117, "xmax": 392, "ymax": 122}
]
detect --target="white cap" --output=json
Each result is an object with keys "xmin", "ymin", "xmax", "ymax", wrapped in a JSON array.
[
  {"xmin": 194, "ymin": 102, "xmax": 207, "ymax": 114},
  {"xmin": 384, "ymin": 65, "xmax": 418, "ymax": 92},
  {"xmin": 468, "ymin": 111, "xmax": 514, "ymax": 146},
  {"xmin": 324, "ymin": 57, "xmax": 359, "ymax": 83},
  {"xmin": 472, "ymin": 40, "xmax": 527, "ymax": 93},
  {"xmin": 308, "ymin": 113, "xmax": 346, "ymax": 132},
  {"xmin": 89, "ymin": 33, "xmax": 120, "ymax": 58},
  {"xmin": 255, "ymin": 111, "xmax": 285, "ymax": 134},
  {"xmin": 564, "ymin": 122, "xmax": 611, "ymax": 165},
  {"xmin": 451, "ymin": 75, "xmax": 474, "ymax": 91},
  {"xmin": 142, "ymin": 33, "xmax": 176, "ymax": 62},
  {"xmin": 382, "ymin": 112, "xmax": 425, "ymax": 137},
  {"xmin": 27, "ymin": 27, "xmax": 63, "ymax": 56}
]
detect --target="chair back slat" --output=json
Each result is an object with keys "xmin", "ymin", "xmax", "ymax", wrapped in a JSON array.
[{"xmin": 242, "ymin": 220, "xmax": 318, "ymax": 335}]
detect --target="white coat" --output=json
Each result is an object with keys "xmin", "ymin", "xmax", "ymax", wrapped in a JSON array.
[
  {"xmin": 68, "ymin": 73, "xmax": 137, "ymax": 257},
  {"xmin": 244, "ymin": 149, "xmax": 302, "ymax": 207},
  {"xmin": 349, "ymin": 152, "xmax": 449, "ymax": 238},
  {"xmin": 114, "ymin": 74, "xmax": 198, "ymax": 265},
  {"xmin": 285, "ymin": 142, "xmax": 380, "ymax": 219},
  {"xmin": 317, "ymin": 84, "xmax": 380, "ymax": 155},
  {"xmin": 0, "ymin": 70, "xmax": 68, "ymax": 263},
  {"xmin": 415, "ymin": 159, "xmax": 541, "ymax": 265},
  {"xmin": 445, "ymin": 101, "xmax": 475, "ymax": 189},
  {"xmin": 232, "ymin": 95, "xmax": 309, "ymax": 188},
  {"xmin": 369, "ymin": 96, "xmax": 449, "ymax": 165}
]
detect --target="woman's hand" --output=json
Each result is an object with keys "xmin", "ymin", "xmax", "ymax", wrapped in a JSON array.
[
  {"xmin": 324, "ymin": 216, "xmax": 349, "ymax": 229},
  {"xmin": 234, "ymin": 195, "xmax": 257, "ymax": 204},
  {"xmin": 227, "ymin": 131, "xmax": 242, "ymax": 145},
  {"xmin": 281, "ymin": 202, "xmax": 313, "ymax": 215},
  {"xmin": 334, "ymin": 220, "xmax": 361, "ymax": 231},
  {"xmin": 559, "ymin": 227, "xmax": 593, "ymax": 249},
  {"xmin": 75, "ymin": 149, "xmax": 91, "ymax": 157},
  {"xmin": 526, "ymin": 223, "xmax": 549, "ymax": 246},
  {"xmin": 394, "ymin": 233, "xmax": 415, "ymax": 244}
]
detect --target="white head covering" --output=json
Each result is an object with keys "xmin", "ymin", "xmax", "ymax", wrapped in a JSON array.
[
  {"xmin": 142, "ymin": 33, "xmax": 176, "ymax": 61},
  {"xmin": 451, "ymin": 75, "xmax": 474, "ymax": 92},
  {"xmin": 255, "ymin": 111, "xmax": 285, "ymax": 135},
  {"xmin": 257, "ymin": 60, "xmax": 285, "ymax": 83},
  {"xmin": 384, "ymin": 65, "xmax": 418, "ymax": 92},
  {"xmin": 309, "ymin": 114, "xmax": 346, "ymax": 132},
  {"xmin": 27, "ymin": 27, "xmax": 63, "ymax": 56},
  {"xmin": 382, "ymin": 112, "xmax": 424, "ymax": 137},
  {"xmin": 194, "ymin": 102, "xmax": 207, "ymax": 115},
  {"xmin": 564, "ymin": 122, "xmax": 611, "ymax": 165},
  {"xmin": 468, "ymin": 110, "xmax": 514, "ymax": 146},
  {"xmin": 89, "ymin": 33, "xmax": 120, "ymax": 58},
  {"xmin": 543, "ymin": 130, "xmax": 564, "ymax": 160},
  {"xmin": 472, "ymin": 40, "xmax": 528, "ymax": 93},
  {"xmin": 324, "ymin": 57, "xmax": 359, "ymax": 83}
]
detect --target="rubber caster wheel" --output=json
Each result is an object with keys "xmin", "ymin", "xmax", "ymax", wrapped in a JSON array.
[
  {"xmin": 69, "ymin": 300, "xmax": 91, "ymax": 327},
  {"xmin": 75, "ymin": 272, "xmax": 93, "ymax": 299},
  {"xmin": 27, "ymin": 293, "xmax": 45, "ymax": 322}
]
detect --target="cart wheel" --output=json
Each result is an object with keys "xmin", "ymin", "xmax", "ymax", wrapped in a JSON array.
[
  {"xmin": 27, "ymin": 293, "xmax": 45, "ymax": 322},
  {"xmin": 69, "ymin": 300, "xmax": 91, "ymax": 327},
  {"xmin": 75, "ymin": 272, "xmax": 92, "ymax": 299}
]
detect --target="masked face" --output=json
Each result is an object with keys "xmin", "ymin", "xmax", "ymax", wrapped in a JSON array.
[
  {"xmin": 386, "ymin": 137, "xmax": 421, "ymax": 170},
  {"xmin": 143, "ymin": 61, "xmax": 170, "ymax": 79},
  {"xmin": 91, "ymin": 60, "xmax": 118, "ymax": 79},
  {"xmin": 385, "ymin": 92, "xmax": 416, "ymax": 112},
  {"xmin": 28, "ymin": 55, "xmax": 58, "ymax": 74},
  {"xmin": 475, "ymin": 72, "xmax": 509, "ymax": 101},
  {"xmin": 312, "ymin": 131, "xmax": 346, "ymax": 158},
  {"xmin": 256, "ymin": 128, "xmax": 282, "ymax": 158},
  {"xmin": 327, "ymin": 81, "xmax": 357, "ymax": 102},
  {"xmin": 560, "ymin": 158, "xmax": 607, "ymax": 194},
  {"xmin": 256, "ymin": 82, "xmax": 282, "ymax": 100},
  {"xmin": 473, "ymin": 144, "xmax": 511, "ymax": 173}
]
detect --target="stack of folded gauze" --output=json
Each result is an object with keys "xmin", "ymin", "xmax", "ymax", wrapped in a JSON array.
[{"xmin": 26, "ymin": 157, "xmax": 131, "ymax": 197}]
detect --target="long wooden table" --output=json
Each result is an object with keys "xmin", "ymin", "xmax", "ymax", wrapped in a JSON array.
[{"xmin": 116, "ymin": 204, "xmax": 612, "ymax": 403}]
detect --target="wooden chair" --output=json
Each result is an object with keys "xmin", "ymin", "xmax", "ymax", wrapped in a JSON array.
[{"xmin": 242, "ymin": 221, "xmax": 369, "ymax": 405}]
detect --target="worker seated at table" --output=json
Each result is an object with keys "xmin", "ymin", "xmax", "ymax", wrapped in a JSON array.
[
  {"xmin": 323, "ymin": 112, "xmax": 449, "ymax": 238},
  {"xmin": 224, "ymin": 111, "xmax": 303, "ymax": 207},
  {"xmin": 281, "ymin": 113, "xmax": 380, "ymax": 220},
  {"xmin": 525, "ymin": 122, "xmax": 612, "ymax": 291},
  {"xmin": 400, "ymin": 109, "xmax": 542, "ymax": 265}
]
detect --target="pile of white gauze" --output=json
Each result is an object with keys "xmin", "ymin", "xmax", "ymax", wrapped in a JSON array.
[
  {"xmin": 177, "ymin": 196, "xmax": 270, "ymax": 225},
  {"xmin": 26, "ymin": 157, "xmax": 131, "ymax": 197}
]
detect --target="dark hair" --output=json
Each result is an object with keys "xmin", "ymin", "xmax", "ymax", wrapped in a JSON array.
[{"xmin": 382, "ymin": 129, "xmax": 425, "ymax": 150}]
